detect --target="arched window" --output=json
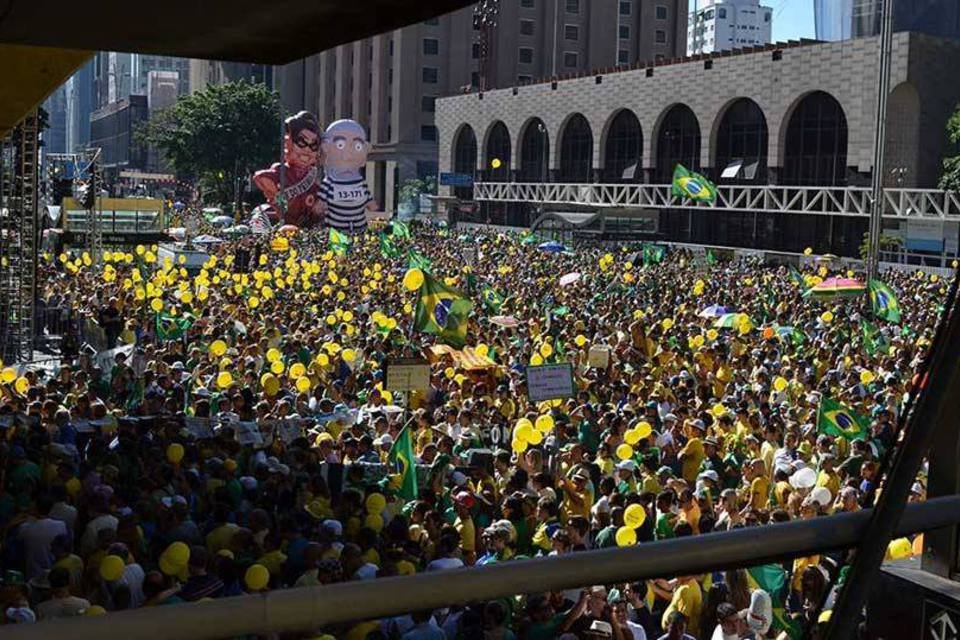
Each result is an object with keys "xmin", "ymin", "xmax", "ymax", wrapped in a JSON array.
[
  {"xmin": 519, "ymin": 118, "xmax": 550, "ymax": 182},
  {"xmin": 656, "ymin": 104, "xmax": 700, "ymax": 182},
  {"xmin": 782, "ymin": 91, "xmax": 848, "ymax": 186},
  {"xmin": 559, "ymin": 113, "xmax": 593, "ymax": 182},
  {"xmin": 485, "ymin": 121, "xmax": 511, "ymax": 181},
  {"xmin": 603, "ymin": 110, "xmax": 643, "ymax": 182},
  {"xmin": 452, "ymin": 125, "xmax": 477, "ymax": 199},
  {"xmin": 715, "ymin": 98, "xmax": 768, "ymax": 182}
]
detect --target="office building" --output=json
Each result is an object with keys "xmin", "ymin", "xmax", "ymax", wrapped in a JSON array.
[
  {"xmin": 688, "ymin": 0, "xmax": 773, "ymax": 55},
  {"xmin": 436, "ymin": 32, "xmax": 960, "ymax": 255},
  {"xmin": 275, "ymin": 1, "xmax": 688, "ymax": 213},
  {"xmin": 815, "ymin": 0, "xmax": 960, "ymax": 41},
  {"xmin": 89, "ymin": 95, "xmax": 149, "ymax": 173},
  {"xmin": 188, "ymin": 60, "xmax": 273, "ymax": 93},
  {"xmin": 65, "ymin": 59, "xmax": 95, "ymax": 153},
  {"xmin": 92, "ymin": 52, "xmax": 190, "ymax": 110},
  {"xmin": 40, "ymin": 85, "xmax": 67, "ymax": 157}
]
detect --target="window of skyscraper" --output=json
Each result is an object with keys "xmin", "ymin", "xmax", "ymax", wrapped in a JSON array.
[
  {"xmin": 421, "ymin": 126, "xmax": 437, "ymax": 141},
  {"xmin": 564, "ymin": 51, "xmax": 579, "ymax": 67},
  {"xmin": 421, "ymin": 96, "xmax": 436, "ymax": 112},
  {"xmin": 423, "ymin": 38, "xmax": 439, "ymax": 55},
  {"xmin": 472, "ymin": 43, "xmax": 481, "ymax": 59},
  {"xmin": 719, "ymin": 8, "xmax": 727, "ymax": 18},
  {"xmin": 519, "ymin": 47, "xmax": 534, "ymax": 64},
  {"xmin": 518, "ymin": 74, "xmax": 533, "ymax": 83},
  {"xmin": 765, "ymin": 12, "xmax": 771, "ymax": 22},
  {"xmin": 520, "ymin": 20, "xmax": 535, "ymax": 35},
  {"xmin": 422, "ymin": 67, "xmax": 438, "ymax": 83},
  {"xmin": 565, "ymin": 25, "xmax": 579, "ymax": 41},
  {"xmin": 521, "ymin": 0, "xmax": 534, "ymax": 7},
  {"xmin": 619, "ymin": 1, "xmax": 631, "ymax": 16},
  {"xmin": 655, "ymin": 30, "xmax": 667, "ymax": 43},
  {"xmin": 618, "ymin": 49, "xmax": 630, "ymax": 64},
  {"xmin": 619, "ymin": 25, "xmax": 630, "ymax": 39},
  {"xmin": 423, "ymin": 17, "xmax": 439, "ymax": 26},
  {"xmin": 566, "ymin": 0, "xmax": 579, "ymax": 14},
  {"xmin": 656, "ymin": 5, "xmax": 668, "ymax": 20}
]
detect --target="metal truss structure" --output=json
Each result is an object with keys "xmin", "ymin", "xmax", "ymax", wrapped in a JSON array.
[
  {"xmin": 473, "ymin": 181, "xmax": 960, "ymax": 220},
  {"xmin": 46, "ymin": 149, "xmax": 103, "ymax": 262},
  {"xmin": 0, "ymin": 111, "xmax": 39, "ymax": 363}
]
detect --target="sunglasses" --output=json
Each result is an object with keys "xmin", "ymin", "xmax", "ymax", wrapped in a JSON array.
[{"xmin": 293, "ymin": 136, "xmax": 319, "ymax": 151}]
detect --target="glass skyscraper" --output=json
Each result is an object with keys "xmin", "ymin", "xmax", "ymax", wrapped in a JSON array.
[{"xmin": 815, "ymin": 0, "xmax": 960, "ymax": 41}]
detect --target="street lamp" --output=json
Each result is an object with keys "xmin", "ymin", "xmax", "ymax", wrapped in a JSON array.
[{"xmin": 473, "ymin": 0, "xmax": 501, "ymax": 92}]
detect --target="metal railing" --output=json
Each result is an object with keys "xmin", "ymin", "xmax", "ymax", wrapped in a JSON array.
[
  {"xmin": 7, "ymin": 496, "xmax": 960, "ymax": 640},
  {"xmin": 473, "ymin": 182, "xmax": 960, "ymax": 220}
]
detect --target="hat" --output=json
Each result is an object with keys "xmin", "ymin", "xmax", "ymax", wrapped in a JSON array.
[
  {"xmin": 239, "ymin": 476, "xmax": 258, "ymax": 491},
  {"xmin": 573, "ymin": 468, "xmax": 591, "ymax": 481},
  {"xmin": 194, "ymin": 387, "xmax": 211, "ymax": 398},
  {"xmin": 451, "ymin": 471, "xmax": 469, "ymax": 487},
  {"xmin": 657, "ymin": 466, "xmax": 674, "ymax": 477},
  {"xmin": 616, "ymin": 459, "xmax": 637, "ymax": 472},
  {"xmin": 453, "ymin": 491, "xmax": 475, "ymax": 509},
  {"xmin": 690, "ymin": 419, "xmax": 706, "ymax": 431},
  {"xmin": 588, "ymin": 620, "xmax": 613, "ymax": 637},
  {"xmin": 704, "ymin": 437, "xmax": 719, "ymax": 447},
  {"xmin": 697, "ymin": 470, "xmax": 720, "ymax": 484},
  {"xmin": 663, "ymin": 413, "xmax": 678, "ymax": 422},
  {"xmin": 373, "ymin": 434, "xmax": 394, "ymax": 447},
  {"xmin": 171, "ymin": 361, "xmax": 186, "ymax": 371},
  {"xmin": 322, "ymin": 519, "xmax": 344, "ymax": 537}
]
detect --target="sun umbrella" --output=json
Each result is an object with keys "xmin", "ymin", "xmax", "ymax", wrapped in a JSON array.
[
  {"xmin": 173, "ymin": 201, "xmax": 186, "ymax": 210},
  {"xmin": 714, "ymin": 313, "xmax": 749, "ymax": 329},
  {"xmin": 490, "ymin": 315, "xmax": 520, "ymax": 328},
  {"xmin": 803, "ymin": 277, "xmax": 865, "ymax": 300},
  {"xmin": 211, "ymin": 215, "xmax": 234, "ymax": 227},
  {"xmin": 192, "ymin": 234, "xmax": 223, "ymax": 245},
  {"xmin": 278, "ymin": 224, "xmax": 299, "ymax": 236},
  {"xmin": 559, "ymin": 272, "xmax": 581, "ymax": 286},
  {"xmin": 224, "ymin": 225, "xmax": 251, "ymax": 236},
  {"xmin": 699, "ymin": 304, "xmax": 731, "ymax": 318},
  {"xmin": 538, "ymin": 241, "xmax": 566, "ymax": 253}
]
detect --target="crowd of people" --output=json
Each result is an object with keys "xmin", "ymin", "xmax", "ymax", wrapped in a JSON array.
[{"xmin": 0, "ymin": 216, "xmax": 943, "ymax": 639}]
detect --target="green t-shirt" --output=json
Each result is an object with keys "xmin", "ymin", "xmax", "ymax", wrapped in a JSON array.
[
  {"xmin": 527, "ymin": 613, "xmax": 567, "ymax": 640},
  {"xmin": 595, "ymin": 524, "xmax": 618, "ymax": 548},
  {"xmin": 578, "ymin": 420, "xmax": 599, "ymax": 454},
  {"xmin": 656, "ymin": 512, "xmax": 675, "ymax": 540}
]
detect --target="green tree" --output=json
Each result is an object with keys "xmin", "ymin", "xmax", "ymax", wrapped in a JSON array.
[
  {"xmin": 141, "ymin": 81, "xmax": 281, "ymax": 206},
  {"xmin": 859, "ymin": 231, "xmax": 903, "ymax": 260},
  {"xmin": 939, "ymin": 103, "xmax": 960, "ymax": 191}
]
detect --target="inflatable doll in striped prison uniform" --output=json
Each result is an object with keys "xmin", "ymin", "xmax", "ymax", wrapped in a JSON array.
[{"xmin": 318, "ymin": 119, "xmax": 379, "ymax": 233}]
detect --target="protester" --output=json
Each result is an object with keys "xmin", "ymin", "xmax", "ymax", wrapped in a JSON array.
[{"xmin": 0, "ymin": 218, "xmax": 937, "ymax": 637}]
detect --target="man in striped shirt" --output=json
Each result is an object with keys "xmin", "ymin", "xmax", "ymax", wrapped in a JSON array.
[{"xmin": 319, "ymin": 119, "xmax": 378, "ymax": 233}]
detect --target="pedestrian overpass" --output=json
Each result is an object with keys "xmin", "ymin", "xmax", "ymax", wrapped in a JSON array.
[{"xmin": 474, "ymin": 181, "xmax": 960, "ymax": 220}]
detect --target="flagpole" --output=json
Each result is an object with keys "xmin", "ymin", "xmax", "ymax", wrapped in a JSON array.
[{"xmin": 865, "ymin": 0, "xmax": 894, "ymax": 281}]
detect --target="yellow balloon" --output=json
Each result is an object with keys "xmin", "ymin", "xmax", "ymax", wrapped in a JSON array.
[
  {"xmin": 271, "ymin": 360, "xmax": 285, "ymax": 375},
  {"xmin": 860, "ymin": 370, "xmax": 876, "ymax": 385},
  {"xmin": 615, "ymin": 526, "xmax": 637, "ymax": 547},
  {"xmin": 574, "ymin": 334, "xmax": 587, "ymax": 347},
  {"xmin": 514, "ymin": 418, "xmax": 534, "ymax": 442},
  {"xmin": 773, "ymin": 376, "xmax": 789, "ymax": 392},
  {"xmin": 706, "ymin": 328, "xmax": 719, "ymax": 341},
  {"xmin": 738, "ymin": 320, "xmax": 753, "ymax": 335},
  {"xmin": 0, "ymin": 367, "xmax": 16, "ymax": 383},
  {"xmin": 315, "ymin": 353, "xmax": 330, "ymax": 368},
  {"xmin": 263, "ymin": 375, "xmax": 280, "ymax": 397},
  {"xmin": 245, "ymin": 564, "xmax": 270, "ymax": 591},
  {"xmin": 342, "ymin": 349, "xmax": 356, "ymax": 362},
  {"xmin": 712, "ymin": 403, "xmax": 727, "ymax": 417},
  {"xmin": 247, "ymin": 296, "xmax": 260, "ymax": 309},
  {"xmin": 661, "ymin": 318, "xmax": 674, "ymax": 331},
  {"xmin": 530, "ymin": 353, "xmax": 544, "ymax": 366},
  {"xmin": 512, "ymin": 438, "xmax": 528, "ymax": 453},
  {"xmin": 296, "ymin": 376, "xmax": 312, "ymax": 393},
  {"xmin": 403, "ymin": 268, "xmax": 425, "ymax": 292},
  {"xmin": 616, "ymin": 443, "xmax": 634, "ymax": 461},
  {"xmin": 635, "ymin": 421, "xmax": 652, "ymax": 439},
  {"xmin": 624, "ymin": 429, "xmax": 641, "ymax": 445},
  {"xmin": 820, "ymin": 311, "xmax": 834, "ymax": 324},
  {"xmin": 444, "ymin": 367, "xmax": 456, "ymax": 379},
  {"xmin": 804, "ymin": 247, "xmax": 813, "ymax": 255},
  {"xmin": 289, "ymin": 362, "xmax": 307, "ymax": 378},
  {"xmin": 624, "ymin": 504, "xmax": 647, "ymax": 529},
  {"xmin": 527, "ymin": 429, "xmax": 543, "ymax": 445},
  {"xmin": 887, "ymin": 537, "xmax": 913, "ymax": 560},
  {"xmin": 365, "ymin": 493, "xmax": 387, "ymax": 514},
  {"xmin": 535, "ymin": 414, "xmax": 555, "ymax": 432},
  {"xmin": 99, "ymin": 555, "xmax": 126, "ymax": 582},
  {"xmin": 539, "ymin": 342, "xmax": 553, "ymax": 358},
  {"xmin": 266, "ymin": 348, "xmax": 282, "ymax": 363},
  {"xmin": 475, "ymin": 343, "xmax": 489, "ymax": 357},
  {"xmin": 210, "ymin": 340, "xmax": 227, "ymax": 357},
  {"xmin": 216, "ymin": 371, "xmax": 234, "ymax": 389},
  {"xmin": 14, "ymin": 376, "xmax": 29, "ymax": 394},
  {"xmin": 454, "ymin": 373, "xmax": 466, "ymax": 386},
  {"xmin": 150, "ymin": 298, "xmax": 163, "ymax": 313},
  {"xmin": 491, "ymin": 157, "xmax": 502, "ymax": 169},
  {"xmin": 163, "ymin": 542, "xmax": 190, "ymax": 566}
]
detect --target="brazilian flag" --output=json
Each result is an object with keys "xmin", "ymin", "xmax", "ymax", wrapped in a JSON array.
[
  {"xmin": 414, "ymin": 271, "xmax": 473, "ymax": 348},
  {"xmin": 387, "ymin": 426, "xmax": 418, "ymax": 500},
  {"xmin": 408, "ymin": 249, "xmax": 433, "ymax": 274},
  {"xmin": 746, "ymin": 564, "xmax": 802, "ymax": 639},
  {"xmin": 390, "ymin": 219, "xmax": 411, "ymax": 239},
  {"xmin": 817, "ymin": 396, "xmax": 869, "ymax": 441},
  {"xmin": 672, "ymin": 164, "xmax": 717, "ymax": 204},
  {"xmin": 861, "ymin": 319, "xmax": 890, "ymax": 356},
  {"xmin": 868, "ymin": 279, "xmax": 901, "ymax": 323},
  {"xmin": 379, "ymin": 233, "xmax": 401, "ymax": 259},
  {"xmin": 329, "ymin": 228, "xmax": 351, "ymax": 256},
  {"xmin": 156, "ymin": 312, "xmax": 195, "ymax": 341},
  {"xmin": 788, "ymin": 264, "xmax": 807, "ymax": 291},
  {"xmin": 642, "ymin": 243, "xmax": 665, "ymax": 266},
  {"xmin": 481, "ymin": 285, "xmax": 505, "ymax": 313}
]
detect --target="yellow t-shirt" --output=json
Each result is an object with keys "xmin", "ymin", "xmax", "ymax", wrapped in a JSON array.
[
  {"xmin": 679, "ymin": 438, "xmax": 705, "ymax": 483},
  {"xmin": 791, "ymin": 555, "xmax": 821, "ymax": 592},
  {"xmin": 750, "ymin": 476, "xmax": 771, "ymax": 510},
  {"xmin": 456, "ymin": 517, "xmax": 476, "ymax": 553},
  {"xmin": 817, "ymin": 470, "xmax": 840, "ymax": 499},
  {"xmin": 641, "ymin": 475, "xmax": 661, "ymax": 495},
  {"xmin": 663, "ymin": 580, "xmax": 703, "ymax": 638}
]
